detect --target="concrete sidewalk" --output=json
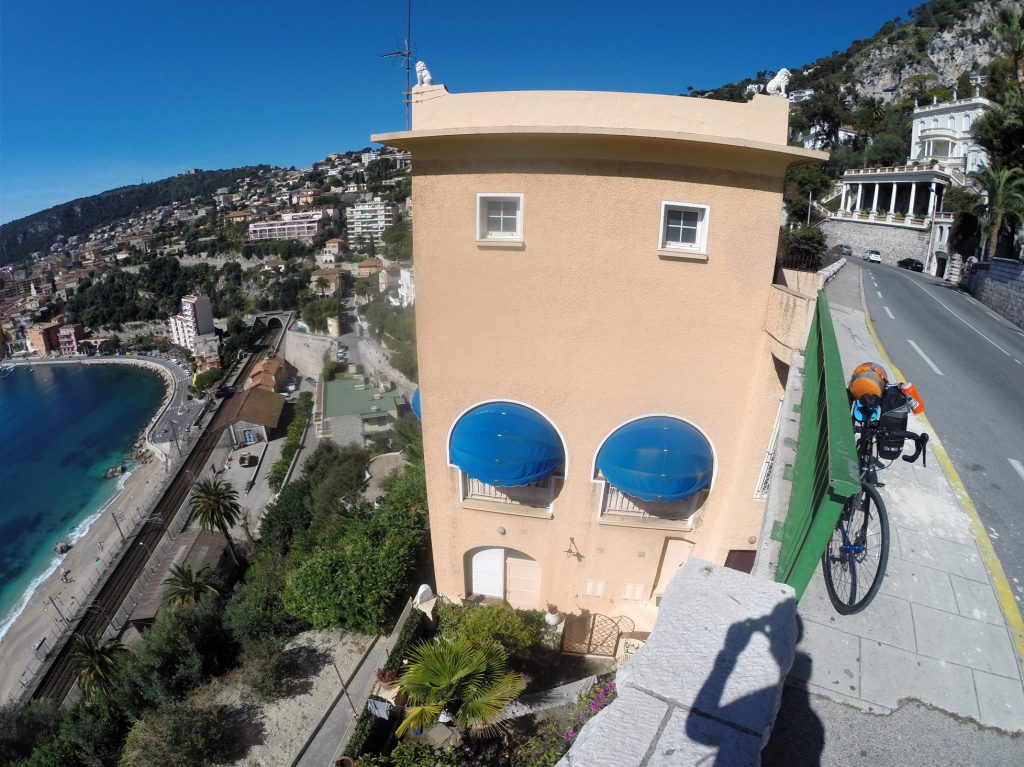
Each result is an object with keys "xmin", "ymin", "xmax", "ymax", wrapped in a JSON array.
[{"xmin": 789, "ymin": 264, "xmax": 1024, "ymax": 732}]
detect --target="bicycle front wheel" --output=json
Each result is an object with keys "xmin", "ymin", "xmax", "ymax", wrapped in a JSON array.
[{"xmin": 821, "ymin": 482, "xmax": 890, "ymax": 614}]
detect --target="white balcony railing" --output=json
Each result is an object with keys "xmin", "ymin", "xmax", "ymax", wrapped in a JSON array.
[
  {"xmin": 599, "ymin": 481, "xmax": 704, "ymax": 525},
  {"xmin": 462, "ymin": 474, "xmax": 556, "ymax": 510}
]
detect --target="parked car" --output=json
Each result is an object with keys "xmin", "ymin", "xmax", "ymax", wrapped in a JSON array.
[
  {"xmin": 838, "ymin": 244, "xmax": 852, "ymax": 257},
  {"xmin": 863, "ymin": 250, "xmax": 882, "ymax": 263},
  {"xmin": 897, "ymin": 258, "xmax": 925, "ymax": 272}
]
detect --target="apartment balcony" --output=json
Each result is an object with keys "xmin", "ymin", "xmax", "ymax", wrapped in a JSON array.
[
  {"xmin": 830, "ymin": 209, "xmax": 930, "ymax": 229},
  {"xmin": 919, "ymin": 127, "xmax": 959, "ymax": 141},
  {"xmin": 459, "ymin": 473, "xmax": 556, "ymax": 518},
  {"xmin": 597, "ymin": 481, "xmax": 702, "ymax": 530}
]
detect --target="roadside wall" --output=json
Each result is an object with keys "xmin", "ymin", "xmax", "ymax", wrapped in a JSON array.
[
  {"xmin": 283, "ymin": 330, "xmax": 335, "ymax": 379},
  {"xmin": 820, "ymin": 219, "xmax": 930, "ymax": 265},
  {"xmin": 971, "ymin": 257, "xmax": 1024, "ymax": 329}
]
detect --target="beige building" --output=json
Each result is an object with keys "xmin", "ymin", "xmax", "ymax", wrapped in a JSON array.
[{"xmin": 374, "ymin": 85, "xmax": 823, "ymax": 628}]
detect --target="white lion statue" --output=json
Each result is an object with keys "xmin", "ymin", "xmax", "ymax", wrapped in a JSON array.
[
  {"xmin": 765, "ymin": 68, "xmax": 791, "ymax": 98},
  {"xmin": 415, "ymin": 60, "xmax": 433, "ymax": 87}
]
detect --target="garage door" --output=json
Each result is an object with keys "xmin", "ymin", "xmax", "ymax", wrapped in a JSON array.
[
  {"xmin": 471, "ymin": 548, "xmax": 504, "ymax": 599},
  {"xmin": 505, "ymin": 555, "xmax": 540, "ymax": 610}
]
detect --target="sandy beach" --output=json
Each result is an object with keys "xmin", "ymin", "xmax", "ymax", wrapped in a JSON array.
[
  {"xmin": 0, "ymin": 358, "xmax": 180, "ymax": 705},
  {"xmin": 0, "ymin": 454, "xmax": 171, "ymax": 704}
]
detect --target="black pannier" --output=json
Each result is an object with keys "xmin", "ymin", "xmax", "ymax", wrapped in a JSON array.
[{"xmin": 878, "ymin": 385, "xmax": 909, "ymax": 459}]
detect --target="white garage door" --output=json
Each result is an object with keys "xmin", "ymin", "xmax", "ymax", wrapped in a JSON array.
[
  {"xmin": 471, "ymin": 548, "xmax": 505, "ymax": 599},
  {"xmin": 505, "ymin": 555, "xmax": 540, "ymax": 610}
]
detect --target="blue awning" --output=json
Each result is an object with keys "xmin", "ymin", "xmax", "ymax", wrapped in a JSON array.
[
  {"xmin": 450, "ymin": 402, "xmax": 564, "ymax": 487},
  {"xmin": 411, "ymin": 387, "xmax": 421, "ymax": 420},
  {"xmin": 597, "ymin": 417, "xmax": 713, "ymax": 502}
]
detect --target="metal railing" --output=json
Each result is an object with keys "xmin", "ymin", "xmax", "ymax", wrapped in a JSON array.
[
  {"xmin": 774, "ymin": 292, "xmax": 859, "ymax": 599},
  {"xmin": 602, "ymin": 484, "xmax": 694, "ymax": 522}
]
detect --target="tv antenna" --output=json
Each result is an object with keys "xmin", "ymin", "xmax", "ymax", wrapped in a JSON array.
[{"xmin": 381, "ymin": 0, "xmax": 414, "ymax": 130}]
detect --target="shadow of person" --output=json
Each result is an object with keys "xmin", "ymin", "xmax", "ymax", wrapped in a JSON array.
[
  {"xmin": 685, "ymin": 604, "xmax": 823, "ymax": 766},
  {"xmin": 760, "ymin": 617, "xmax": 824, "ymax": 766}
]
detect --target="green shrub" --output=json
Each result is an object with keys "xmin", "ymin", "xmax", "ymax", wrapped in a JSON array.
[
  {"xmin": 119, "ymin": 701, "xmax": 227, "ymax": 767},
  {"xmin": 437, "ymin": 602, "xmax": 543, "ymax": 660},
  {"xmin": 382, "ymin": 610, "xmax": 426, "ymax": 675},
  {"xmin": 241, "ymin": 638, "xmax": 294, "ymax": 701}
]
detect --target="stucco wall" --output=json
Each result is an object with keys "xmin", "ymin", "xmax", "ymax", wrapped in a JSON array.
[
  {"xmin": 820, "ymin": 219, "xmax": 931, "ymax": 265},
  {"xmin": 409, "ymin": 147, "xmax": 788, "ymax": 627},
  {"xmin": 972, "ymin": 258, "xmax": 1024, "ymax": 329}
]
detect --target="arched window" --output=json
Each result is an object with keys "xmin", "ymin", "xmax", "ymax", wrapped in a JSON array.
[
  {"xmin": 948, "ymin": 116, "xmax": 955, "ymax": 130},
  {"xmin": 932, "ymin": 118, "xmax": 938, "ymax": 128},
  {"xmin": 964, "ymin": 114, "xmax": 972, "ymax": 131}
]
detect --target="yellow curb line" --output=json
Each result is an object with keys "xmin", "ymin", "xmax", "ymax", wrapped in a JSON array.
[{"xmin": 865, "ymin": 312, "xmax": 1024, "ymax": 674}]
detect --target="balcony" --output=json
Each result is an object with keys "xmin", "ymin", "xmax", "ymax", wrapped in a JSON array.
[
  {"xmin": 919, "ymin": 127, "xmax": 959, "ymax": 141},
  {"xmin": 460, "ymin": 473, "xmax": 557, "ymax": 518},
  {"xmin": 597, "ymin": 480, "xmax": 705, "ymax": 530}
]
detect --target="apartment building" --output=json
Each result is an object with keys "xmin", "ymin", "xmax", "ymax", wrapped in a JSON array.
[
  {"xmin": 58, "ymin": 323, "xmax": 85, "ymax": 355},
  {"xmin": 248, "ymin": 210, "xmax": 327, "ymax": 241},
  {"xmin": 398, "ymin": 266, "xmax": 415, "ymax": 307},
  {"xmin": 346, "ymin": 198, "xmax": 396, "ymax": 247},
  {"xmin": 26, "ymin": 322, "xmax": 61, "ymax": 356},
  {"xmin": 169, "ymin": 294, "xmax": 215, "ymax": 354},
  {"xmin": 374, "ymin": 83, "xmax": 823, "ymax": 628}
]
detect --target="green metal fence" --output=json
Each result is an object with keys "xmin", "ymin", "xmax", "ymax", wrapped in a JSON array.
[{"xmin": 774, "ymin": 291, "xmax": 859, "ymax": 599}]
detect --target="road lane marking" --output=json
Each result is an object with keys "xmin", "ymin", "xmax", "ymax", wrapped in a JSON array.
[
  {"xmin": 864, "ymin": 312, "xmax": 1024, "ymax": 673},
  {"xmin": 884, "ymin": 306, "xmax": 895, "ymax": 320},
  {"xmin": 907, "ymin": 339, "xmax": 944, "ymax": 375},
  {"xmin": 904, "ymin": 279, "xmax": 1012, "ymax": 356},
  {"xmin": 1010, "ymin": 459, "xmax": 1024, "ymax": 487}
]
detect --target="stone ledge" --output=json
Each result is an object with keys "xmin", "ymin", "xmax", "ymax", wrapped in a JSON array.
[{"xmin": 559, "ymin": 560, "xmax": 797, "ymax": 766}]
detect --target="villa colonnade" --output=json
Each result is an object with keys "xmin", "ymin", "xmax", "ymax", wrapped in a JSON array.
[{"xmin": 840, "ymin": 180, "xmax": 945, "ymax": 220}]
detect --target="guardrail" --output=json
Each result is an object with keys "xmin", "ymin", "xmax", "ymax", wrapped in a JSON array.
[{"xmin": 772, "ymin": 292, "xmax": 859, "ymax": 599}]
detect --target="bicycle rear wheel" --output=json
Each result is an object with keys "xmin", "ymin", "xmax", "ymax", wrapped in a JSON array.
[{"xmin": 821, "ymin": 481, "xmax": 889, "ymax": 614}]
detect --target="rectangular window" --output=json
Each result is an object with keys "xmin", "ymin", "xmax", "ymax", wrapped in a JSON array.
[
  {"xmin": 477, "ymin": 194, "xmax": 523, "ymax": 242},
  {"xmin": 582, "ymin": 580, "xmax": 605, "ymax": 598},
  {"xmin": 659, "ymin": 201, "xmax": 709, "ymax": 254},
  {"xmin": 622, "ymin": 583, "xmax": 645, "ymax": 601}
]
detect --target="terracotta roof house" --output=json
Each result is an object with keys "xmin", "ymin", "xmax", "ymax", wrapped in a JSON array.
[{"xmin": 222, "ymin": 386, "xmax": 285, "ymax": 446}]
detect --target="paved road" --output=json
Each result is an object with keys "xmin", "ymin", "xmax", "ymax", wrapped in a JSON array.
[{"xmin": 855, "ymin": 260, "xmax": 1024, "ymax": 605}]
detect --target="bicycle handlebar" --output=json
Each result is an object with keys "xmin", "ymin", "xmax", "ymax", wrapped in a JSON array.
[{"xmin": 853, "ymin": 423, "xmax": 929, "ymax": 468}]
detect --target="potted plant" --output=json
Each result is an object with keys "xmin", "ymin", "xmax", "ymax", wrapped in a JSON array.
[
  {"xmin": 376, "ymin": 668, "xmax": 396, "ymax": 687},
  {"xmin": 545, "ymin": 603, "xmax": 561, "ymax": 627}
]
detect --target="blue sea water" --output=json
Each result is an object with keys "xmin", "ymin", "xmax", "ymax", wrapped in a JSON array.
[{"xmin": 0, "ymin": 364, "xmax": 165, "ymax": 637}]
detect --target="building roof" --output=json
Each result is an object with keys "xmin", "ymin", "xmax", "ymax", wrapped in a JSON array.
[
  {"xmin": 128, "ymin": 530, "xmax": 227, "ymax": 626},
  {"xmin": 322, "ymin": 377, "xmax": 407, "ymax": 419},
  {"xmin": 359, "ymin": 258, "xmax": 382, "ymax": 267},
  {"xmin": 325, "ymin": 237, "xmax": 342, "ymax": 244},
  {"xmin": 222, "ymin": 385, "xmax": 285, "ymax": 428}
]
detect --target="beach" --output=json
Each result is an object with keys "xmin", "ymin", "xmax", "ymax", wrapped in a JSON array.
[
  {"xmin": 0, "ymin": 453, "xmax": 169, "ymax": 704},
  {"xmin": 0, "ymin": 359, "xmax": 179, "ymax": 705}
]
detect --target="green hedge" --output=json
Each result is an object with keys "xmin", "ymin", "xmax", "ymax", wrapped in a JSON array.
[
  {"xmin": 382, "ymin": 609, "xmax": 427, "ymax": 675},
  {"xmin": 342, "ymin": 700, "xmax": 392, "ymax": 758},
  {"xmin": 268, "ymin": 393, "xmax": 313, "ymax": 491}
]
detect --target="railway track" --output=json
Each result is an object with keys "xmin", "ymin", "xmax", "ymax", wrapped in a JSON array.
[{"xmin": 32, "ymin": 332, "xmax": 276, "ymax": 703}]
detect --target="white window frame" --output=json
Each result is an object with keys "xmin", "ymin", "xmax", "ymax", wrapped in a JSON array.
[
  {"xmin": 658, "ymin": 201, "xmax": 710, "ymax": 257},
  {"xmin": 476, "ymin": 193, "xmax": 523, "ymax": 245}
]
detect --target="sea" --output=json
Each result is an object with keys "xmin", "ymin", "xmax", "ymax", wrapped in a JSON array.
[{"xmin": 0, "ymin": 363, "xmax": 165, "ymax": 639}]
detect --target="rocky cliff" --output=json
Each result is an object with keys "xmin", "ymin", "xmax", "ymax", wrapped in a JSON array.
[{"xmin": 848, "ymin": 0, "xmax": 1006, "ymax": 100}]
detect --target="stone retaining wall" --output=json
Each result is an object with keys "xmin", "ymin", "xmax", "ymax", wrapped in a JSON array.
[
  {"xmin": 972, "ymin": 258, "xmax": 1024, "ymax": 329},
  {"xmin": 821, "ymin": 219, "xmax": 931, "ymax": 266},
  {"xmin": 282, "ymin": 330, "xmax": 336, "ymax": 379}
]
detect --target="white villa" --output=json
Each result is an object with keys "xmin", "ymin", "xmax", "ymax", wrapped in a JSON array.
[{"xmin": 823, "ymin": 93, "xmax": 994, "ymax": 280}]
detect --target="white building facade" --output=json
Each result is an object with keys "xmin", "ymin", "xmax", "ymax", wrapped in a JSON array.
[
  {"xmin": 248, "ymin": 211, "xmax": 326, "ymax": 241},
  {"xmin": 346, "ymin": 198, "xmax": 396, "ymax": 247},
  {"xmin": 169, "ymin": 294, "xmax": 215, "ymax": 354},
  {"xmin": 825, "ymin": 94, "xmax": 994, "ymax": 280},
  {"xmin": 398, "ymin": 266, "xmax": 415, "ymax": 307}
]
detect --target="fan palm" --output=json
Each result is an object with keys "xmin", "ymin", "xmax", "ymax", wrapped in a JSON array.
[
  {"xmin": 315, "ymin": 277, "xmax": 330, "ymax": 297},
  {"xmin": 71, "ymin": 633, "xmax": 125, "ymax": 702},
  {"xmin": 163, "ymin": 562, "xmax": 220, "ymax": 608},
  {"xmin": 187, "ymin": 477, "xmax": 241, "ymax": 565},
  {"xmin": 395, "ymin": 636, "xmax": 525, "ymax": 737},
  {"xmin": 968, "ymin": 165, "xmax": 1024, "ymax": 260}
]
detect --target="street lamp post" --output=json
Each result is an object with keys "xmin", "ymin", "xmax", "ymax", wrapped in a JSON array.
[{"xmin": 806, "ymin": 187, "xmax": 814, "ymax": 227}]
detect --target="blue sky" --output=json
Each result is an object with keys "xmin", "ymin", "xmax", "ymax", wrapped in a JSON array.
[{"xmin": 1, "ymin": 0, "xmax": 913, "ymax": 224}]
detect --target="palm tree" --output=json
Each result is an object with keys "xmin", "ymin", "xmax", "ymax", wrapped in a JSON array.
[
  {"xmin": 187, "ymin": 477, "xmax": 242, "ymax": 565},
  {"xmin": 968, "ymin": 165, "xmax": 1024, "ymax": 260},
  {"xmin": 315, "ymin": 276, "xmax": 330, "ymax": 297},
  {"xmin": 395, "ymin": 636, "xmax": 525, "ymax": 737},
  {"xmin": 162, "ymin": 562, "xmax": 220, "ymax": 608},
  {"xmin": 71, "ymin": 633, "xmax": 125, "ymax": 702},
  {"xmin": 994, "ymin": 2, "xmax": 1024, "ymax": 102}
]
